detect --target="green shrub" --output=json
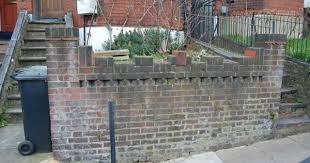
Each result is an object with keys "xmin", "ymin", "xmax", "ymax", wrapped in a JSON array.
[
  {"xmin": 104, "ymin": 29, "xmax": 182, "ymax": 58},
  {"xmin": 286, "ymin": 38, "xmax": 310, "ymax": 63},
  {"xmin": 0, "ymin": 115, "xmax": 7, "ymax": 128}
]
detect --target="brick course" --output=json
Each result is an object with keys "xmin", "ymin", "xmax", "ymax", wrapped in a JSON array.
[
  {"xmin": 214, "ymin": 0, "xmax": 304, "ymax": 16},
  {"xmin": 46, "ymin": 28, "xmax": 285, "ymax": 162}
]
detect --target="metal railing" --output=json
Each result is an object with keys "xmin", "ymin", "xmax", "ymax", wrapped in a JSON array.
[
  {"xmin": 0, "ymin": 11, "xmax": 28, "ymax": 99},
  {"xmin": 191, "ymin": 13, "xmax": 310, "ymax": 63}
]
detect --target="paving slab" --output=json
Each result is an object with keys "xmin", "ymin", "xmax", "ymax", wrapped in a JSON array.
[
  {"xmin": 289, "ymin": 133, "xmax": 310, "ymax": 149},
  {"xmin": 0, "ymin": 124, "xmax": 53, "ymax": 163},
  {"xmin": 216, "ymin": 145, "xmax": 275, "ymax": 163},
  {"xmin": 216, "ymin": 133, "xmax": 310, "ymax": 163},
  {"xmin": 161, "ymin": 152, "xmax": 223, "ymax": 163},
  {"xmin": 252, "ymin": 137, "xmax": 310, "ymax": 163}
]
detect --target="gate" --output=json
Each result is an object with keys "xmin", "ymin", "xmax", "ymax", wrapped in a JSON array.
[
  {"xmin": 191, "ymin": 0, "xmax": 214, "ymax": 43},
  {"xmin": 34, "ymin": 0, "xmax": 65, "ymax": 18}
]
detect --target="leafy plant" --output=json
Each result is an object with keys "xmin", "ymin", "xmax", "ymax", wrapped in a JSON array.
[
  {"xmin": 104, "ymin": 29, "xmax": 183, "ymax": 58},
  {"xmin": 270, "ymin": 111, "xmax": 278, "ymax": 120},
  {"xmin": 0, "ymin": 114, "xmax": 8, "ymax": 128}
]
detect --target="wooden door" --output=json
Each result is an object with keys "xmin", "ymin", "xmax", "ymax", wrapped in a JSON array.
[
  {"xmin": 1, "ymin": 0, "xmax": 17, "ymax": 32},
  {"xmin": 40, "ymin": 0, "xmax": 64, "ymax": 18}
]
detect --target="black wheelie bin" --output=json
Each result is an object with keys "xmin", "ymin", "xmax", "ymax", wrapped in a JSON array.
[{"xmin": 11, "ymin": 66, "xmax": 52, "ymax": 155}]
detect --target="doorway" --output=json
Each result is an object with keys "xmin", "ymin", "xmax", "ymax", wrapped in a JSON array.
[
  {"xmin": 33, "ymin": 0, "xmax": 65, "ymax": 19},
  {"xmin": 0, "ymin": 0, "xmax": 17, "ymax": 32}
]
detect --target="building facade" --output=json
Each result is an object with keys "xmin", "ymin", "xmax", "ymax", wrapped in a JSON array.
[{"xmin": 214, "ymin": 0, "xmax": 304, "ymax": 16}]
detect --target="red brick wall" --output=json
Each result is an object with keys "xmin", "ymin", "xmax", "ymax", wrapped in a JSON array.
[
  {"xmin": 16, "ymin": 0, "xmax": 32, "ymax": 13},
  {"xmin": 17, "ymin": 0, "xmax": 184, "ymax": 30},
  {"xmin": 45, "ymin": 28, "xmax": 285, "ymax": 162},
  {"xmin": 214, "ymin": 0, "xmax": 304, "ymax": 16}
]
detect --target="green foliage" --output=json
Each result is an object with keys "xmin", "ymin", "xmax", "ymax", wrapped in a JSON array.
[
  {"xmin": 0, "ymin": 114, "xmax": 7, "ymax": 128},
  {"xmin": 223, "ymin": 34, "xmax": 310, "ymax": 63},
  {"xmin": 104, "ymin": 29, "xmax": 182, "ymax": 58},
  {"xmin": 224, "ymin": 35, "xmax": 253, "ymax": 45},
  {"xmin": 286, "ymin": 38, "xmax": 310, "ymax": 63},
  {"xmin": 270, "ymin": 111, "xmax": 278, "ymax": 120}
]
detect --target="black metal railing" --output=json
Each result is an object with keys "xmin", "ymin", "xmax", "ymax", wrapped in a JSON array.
[{"xmin": 191, "ymin": 12, "xmax": 310, "ymax": 63}]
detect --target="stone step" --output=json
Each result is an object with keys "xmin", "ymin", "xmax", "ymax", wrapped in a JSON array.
[
  {"xmin": 23, "ymin": 38, "xmax": 47, "ymax": 47},
  {"xmin": 0, "ymin": 44, "xmax": 8, "ymax": 53},
  {"xmin": 281, "ymin": 88, "xmax": 298, "ymax": 96},
  {"xmin": 7, "ymin": 94, "xmax": 21, "ymax": 100},
  {"xmin": 280, "ymin": 103, "xmax": 307, "ymax": 110},
  {"xmin": 6, "ymin": 81, "xmax": 19, "ymax": 95},
  {"xmin": 31, "ymin": 19, "xmax": 65, "ymax": 24},
  {"xmin": 24, "ymin": 38, "xmax": 47, "ymax": 41},
  {"xmin": 27, "ymin": 28, "xmax": 46, "ymax": 32},
  {"xmin": 274, "ymin": 115, "xmax": 310, "ymax": 138},
  {"xmin": 0, "ymin": 52, "xmax": 5, "ymax": 61},
  {"xmin": 22, "ymin": 47, "xmax": 47, "ymax": 51},
  {"xmin": 26, "ymin": 28, "xmax": 46, "ymax": 38},
  {"xmin": 0, "ymin": 40, "xmax": 9, "ymax": 45},
  {"xmin": 28, "ymin": 22, "xmax": 65, "ymax": 30},
  {"xmin": 279, "ymin": 103, "xmax": 308, "ymax": 118},
  {"xmin": 22, "ymin": 47, "xmax": 47, "ymax": 57},
  {"xmin": 19, "ymin": 56, "xmax": 47, "ymax": 62},
  {"xmin": 6, "ymin": 107, "xmax": 23, "ymax": 123}
]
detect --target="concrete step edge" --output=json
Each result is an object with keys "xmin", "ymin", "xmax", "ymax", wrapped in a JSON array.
[
  {"xmin": 7, "ymin": 94, "xmax": 21, "ymax": 100},
  {"xmin": 27, "ymin": 28, "xmax": 46, "ymax": 32},
  {"xmin": 30, "ymin": 20, "xmax": 65, "ymax": 24},
  {"xmin": 18, "ymin": 56, "xmax": 47, "ymax": 62},
  {"xmin": 6, "ymin": 108, "xmax": 22, "ymax": 114},
  {"xmin": 275, "ymin": 116, "xmax": 310, "ymax": 129},
  {"xmin": 279, "ymin": 103, "xmax": 307, "ymax": 109},
  {"xmin": 280, "ymin": 88, "xmax": 298, "ymax": 95},
  {"xmin": 21, "ymin": 47, "xmax": 47, "ymax": 50},
  {"xmin": 24, "ymin": 38, "xmax": 47, "ymax": 41}
]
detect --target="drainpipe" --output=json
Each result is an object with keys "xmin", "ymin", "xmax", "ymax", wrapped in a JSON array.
[{"xmin": 108, "ymin": 101, "xmax": 116, "ymax": 163}]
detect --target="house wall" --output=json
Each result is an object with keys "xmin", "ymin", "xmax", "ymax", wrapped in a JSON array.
[
  {"xmin": 17, "ymin": 0, "xmax": 184, "ymax": 30},
  {"xmin": 45, "ymin": 27, "xmax": 285, "ymax": 162},
  {"xmin": 214, "ymin": 0, "xmax": 304, "ymax": 16}
]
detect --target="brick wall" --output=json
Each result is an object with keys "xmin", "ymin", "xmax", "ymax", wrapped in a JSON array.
[
  {"xmin": 46, "ymin": 28, "xmax": 285, "ymax": 162},
  {"xmin": 214, "ymin": 0, "xmax": 304, "ymax": 16},
  {"xmin": 17, "ymin": 0, "xmax": 184, "ymax": 30}
]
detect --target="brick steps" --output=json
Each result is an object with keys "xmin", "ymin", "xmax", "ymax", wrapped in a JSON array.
[
  {"xmin": 280, "ymin": 88, "xmax": 298, "ymax": 96},
  {"xmin": 5, "ymin": 107, "xmax": 23, "ymax": 123},
  {"xmin": 5, "ymin": 21, "xmax": 65, "ymax": 123},
  {"xmin": 274, "ymin": 115, "xmax": 310, "ymax": 138},
  {"xmin": 276, "ymin": 75, "xmax": 310, "ymax": 136},
  {"xmin": 19, "ymin": 56, "xmax": 47, "ymax": 62},
  {"xmin": 0, "ymin": 40, "xmax": 9, "ymax": 68},
  {"xmin": 280, "ymin": 103, "xmax": 307, "ymax": 110},
  {"xmin": 28, "ymin": 21, "xmax": 65, "ymax": 30},
  {"xmin": 21, "ymin": 47, "xmax": 47, "ymax": 51},
  {"xmin": 24, "ymin": 38, "xmax": 47, "ymax": 41},
  {"xmin": 7, "ymin": 94, "xmax": 21, "ymax": 100}
]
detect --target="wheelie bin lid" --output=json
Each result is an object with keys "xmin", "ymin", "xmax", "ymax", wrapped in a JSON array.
[{"xmin": 11, "ymin": 66, "xmax": 47, "ymax": 81}]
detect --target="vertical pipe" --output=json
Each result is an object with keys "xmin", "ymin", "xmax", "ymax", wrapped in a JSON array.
[
  {"xmin": 108, "ymin": 101, "xmax": 116, "ymax": 163},
  {"xmin": 83, "ymin": 16, "xmax": 86, "ymax": 46}
]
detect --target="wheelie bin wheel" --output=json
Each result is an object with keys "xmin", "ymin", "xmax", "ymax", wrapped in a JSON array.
[{"xmin": 18, "ymin": 140, "xmax": 34, "ymax": 156}]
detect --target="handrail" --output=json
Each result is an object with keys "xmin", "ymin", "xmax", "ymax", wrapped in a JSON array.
[{"xmin": 0, "ymin": 10, "xmax": 28, "ymax": 95}]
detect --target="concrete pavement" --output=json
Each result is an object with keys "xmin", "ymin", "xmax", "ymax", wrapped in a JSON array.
[
  {"xmin": 0, "ymin": 124, "xmax": 53, "ymax": 163},
  {"xmin": 162, "ymin": 133, "xmax": 310, "ymax": 163},
  {"xmin": 1, "ymin": 124, "xmax": 310, "ymax": 163}
]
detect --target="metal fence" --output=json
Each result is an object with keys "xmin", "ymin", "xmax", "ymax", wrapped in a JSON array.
[{"xmin": 191, "ymin": 12, "xmax": 310, "ymax": 63}]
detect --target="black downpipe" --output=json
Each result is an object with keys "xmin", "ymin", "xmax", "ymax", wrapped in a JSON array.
[
  {"xmin": 83, "ymin": 16, "xmax": 86, "ymax": 46},
  {"xmin": 108, "ymin": 101, "xmax": 116, "ymax": 163}
]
